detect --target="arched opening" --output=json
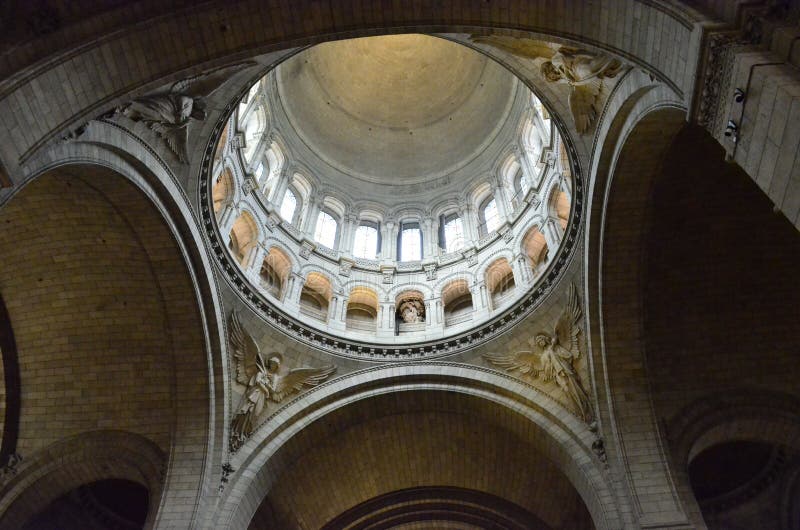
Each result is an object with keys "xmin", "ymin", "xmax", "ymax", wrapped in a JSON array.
[
  {"xmin": 442, "ymin": 279, "xmax": 473, "ymax": 327},
  {"xmin": 299, "ymin": 272, "xmax": 332, "ymax": 322},
  {"xmin": 345, "ymin": 287, "xmax": 379, "ymax": 333},
  {"xmin": 212, "ymin": 167, "xmax": 234, "ymax": 215},
  {"xmin": 240, "ymin": 385, "xmax": 599, "ymax": 530},
  {"xmin": 521, "ymin": 226, "xmax": 548, "ymax": 277},
  {"xmin": 549, "ymin": 186, "xmax": 570, "ymax": 230},
  {"xmin": 478, "ymin": 196, "xmax": 500, "ymax": 236},
  {"xmin": 395, "ymin": 290, "xmax": 426, "ymax": 333},
  {"xmin": 259, "ymin": 246, "xmax": 292, "ymax": 300},
  {"xmin": 485, "ymin": 257, "xmax": 516, "ymax": 310},
  {"xmin": 229, "ymin": 212, "xmax": 259, "ymax": 267},
  {"xmin": 21, "ymin": 478, "xmax": 149, "ymax": 530},
  {"xmin": 352, "ymin": 222, "xmax": 380, "ymax": 259},
  {"xmin": 0, "ymin": 164, "xmax": 211, "ymax": 527}
]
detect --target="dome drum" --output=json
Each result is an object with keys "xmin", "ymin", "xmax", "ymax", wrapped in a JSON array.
[{"xmin": 200, "ymin": 34, "xmax": 582, "ymax": 357}]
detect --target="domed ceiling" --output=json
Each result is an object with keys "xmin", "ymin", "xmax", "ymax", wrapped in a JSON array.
[{"xmin": 276, "ymin": 34, "xmax": 519, "ymax": 184}]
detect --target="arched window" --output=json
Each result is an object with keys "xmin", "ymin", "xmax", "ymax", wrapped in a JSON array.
[
  {"xmin": 314, "ymin": 210, "xmax": 338, "ymax": 248},
  {"xmin": 398, "ymin": 222, "xmax": 422, "ymax": 261},
  {"xmin": 279, "ymin": 189, "xmax": 297, "ymax": 223},
  {"xmin": 254, "ymin": 161, "xmax": 265, "ymax": 183},
  {"xmin": 480, "ymin": 198, "xmax": 500, "ymax": 235},
  {"xmin": 353, "ymin": 223, "xmax": 379, "ymax": 259},
  {"xmin": 442, "ymin": 214, "xmax": 465, "ymax": 253}
]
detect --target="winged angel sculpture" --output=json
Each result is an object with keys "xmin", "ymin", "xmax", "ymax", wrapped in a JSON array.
[
  {"xmin": 470, "ymin": 35, "xmax": 624, "ymax": 134},
  {"xmin": 483, "ymin": 284, "xmax": 593, "ymax": 422},
  {"xmin": 118, "ymin": 63, "xmax": 252, "ymax": 163},
  {"xmin": 229, "ymin": 312, "xmax": 336, "ymax": 451}
]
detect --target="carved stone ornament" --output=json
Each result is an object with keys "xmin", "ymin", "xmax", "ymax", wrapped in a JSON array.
[
  {"xmin": 299, "ymin": 240, "xmax": 315, "ymax": 260},
  {"xmin": 242, "ymin": 175, "xmax": 257, "ymax": 196},
  {"xmin": 470, "ymin": 35, "xmax": 625, "ymax": 134},
  {"xmin": 218, "ymin": 462, "xmax": 235, "ymax": 492},
  {"xmin": 381, "ymin": 266, "xmax": 395, "ymax": 284},
  {"xmin": 60, "ymin": 122, "xmax": 89, "ymax": 143},
  {"xmin": 424, "ymin": 262, "xmax": 437, "ymax": 281},
  {"xmin": 339, "ymin": 259, "xmax": 353, "ymax": 277},
  {"xmin": 229, "ymin": 312, "xmax": 336, "ymax": 452},
  {"xmin": 464, "ymin": 248, "xmax": 478, "ymax": 267},
  {"xmin": 0, "ymin": 453, "xmax": 23, "ymax": 483},
  {"xmin": 116, "ymin": 63, "xmax": 254, "ymax": 164},
  {"xmin": 483, "ymin": 284, "xmax": 593, "ymax": 422}
]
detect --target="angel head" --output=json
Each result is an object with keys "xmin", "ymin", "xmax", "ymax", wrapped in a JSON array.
[
  {"xmin": 267, "ymin": 353, "xmax": 283, "ymax": 373},
  {"xmin": 189, "ymin": 98, "xmax": 207, "ymax": 121},
  {"xmin": 535, "ymin": 333, "xmax": 553, "ymax": 348},
  {"xmin": 540, "ymin": 61, "xmax": 563, "ymax": 83}
]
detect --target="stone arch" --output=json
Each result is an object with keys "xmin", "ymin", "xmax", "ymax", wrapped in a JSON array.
[
  {"xmin": 585, "ymin": 101, "xmax": 691, "ymax": 527},
  {"xmin": 260, "ymin": 245, "xmax": 292, "ymax": 301},
  {"xmin": 547, "ymin": 181, "xmax": 570, "ymax": 230},
  {"xmin": 229, "ymin": 210, "xmax": 260, "ymax": 267},
  {"xmin": 345, "ymin": 286, "xmax": 380, "ymax": 332},
  {"xmin": 484, "ymin": 256, "xmax": 517, "ymax": 310},
  {"xmin": 1, "ymin": 141, "xmax": 222, "ymax": 529},
  {"xmin": 665, "ymin": 390, "xmax": 800, "ymax": 528},
  {"xmin": 212, "ymin": 166, "xmax": 235, "ymax": 215},
  {"xmin": 216, "ymin": 364, "xmax": 621, "ymax": 530},
  {"xmin": 0, "ymin": 430, "xmax": 165, "ymax": 530},
  {"xmin": 521, "ymin": 225, "xmax": 548, "ymax": 272}
]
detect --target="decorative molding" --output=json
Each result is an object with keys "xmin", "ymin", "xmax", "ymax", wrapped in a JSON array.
[
  {"xmin": 381, "ymin": 265, "xmax": 395, "ymax": 284},
  {"xmin": 299, "ymin": 240, "xmax": 315, "ymax": 260},
  {"xmin": 339, "ymin": 259, "xmax": 353, "ymax": 277},
  {"xmin": 424, "ymin": 262, "xmax": 437, "ymax": 281}
]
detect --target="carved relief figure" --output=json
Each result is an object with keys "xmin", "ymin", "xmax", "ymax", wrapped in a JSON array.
[
  {"xmin": 229, "ymin": 312, "xmax": 336, "ymax": 451},
  {"xmin": 398, "ymin": 299, "xmax": 424, "ymax": 323},
  {"xmin": 118, "ymin": 63, "xmax": 253, "ymax": 163},
  {"xmin": 483, "ymin": 284, "xmax": 593, "ymax": 422},
  {"xmin": 470, "ymin": 35, "xmax": 624, "ymax": 134}
]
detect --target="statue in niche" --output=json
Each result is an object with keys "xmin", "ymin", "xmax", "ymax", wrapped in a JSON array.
[
  {"xmin": 117, "ymin": 63, "xmax": 253, "ymax": 163},
  {"xmin": 469, "ymin": 35, "xmax": 624, "ymax": 134},
  {"xmin": 229, "ymin": 312, "xmax": 336, "ymax": 451},
  {"xmin": 398, "ymin": 299, "xmax": 425, "ymax": 323},
  {"xmin": 483, "ymin": 284, "xmax": 593, "ymax": 422}
]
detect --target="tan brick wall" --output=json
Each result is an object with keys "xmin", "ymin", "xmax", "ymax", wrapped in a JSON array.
[{"xmin": 0, "ymin": 172, "xmax": 173, "ymax": 455}]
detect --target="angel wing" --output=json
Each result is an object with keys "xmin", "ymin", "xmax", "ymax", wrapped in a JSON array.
[
  {"xmin": 483, "ymin": 350, "xmax": 542, "ymax": 377},
  {"xmin": 229, "ymin": 311, "xmax": 263, "ymax": 386},
  {"xmin": 554, "ymin": 284, "xmax": 582, "ymax": 357},
  {"xmin": 568, "ymin": 77, "xmax": 602, "ymax": 134},
  {"xmin": 269, "ymin": 365, "xmax": 337, "ymax": 403},
  {"xmin": 149, "ymin": 122, "xmax": 189, "ymax": 163},
  {"xmin": 170, "ymin": 62, "xmax": 257, "ymax": 98},
  {"xmin": 469, "ymin": 35, "xmax": 556, "ymax": 62}
]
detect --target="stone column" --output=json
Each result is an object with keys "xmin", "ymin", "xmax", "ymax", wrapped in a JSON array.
[
  {"xmin": 541, "ymin": 218, "xmax": 563, "ymax": 260},
  {"xmin": 217, "ymin": 203, "xmax": 237, "ymax": 240},
  {"xmin": 421, "ymin": 216, "xmax": 435, "ymax": 258},
  {"xmin": 461, "ymin": 201, "xmax": 478, "ymax": 242},
  {"xmin": 513, "ymin": 253, "xmax": 531, "ymax": 285},
  {"xmin": 341, "ymin": 214, "xmax": 358, "ymax": 253},
  {"xmin": 269, "ymin": 167, "xmax": 291, "ymax": 206},
  {"xmin": 302, "ymin": 196, "xmax": 322, "ymax": 238},
  {"xmin": 493, "ymin": 184, "xmax": 510, "ymax": 223},
  {"xmin": 385, "ymin": 221, "xmax": 398, "ymax": 261},
  {"xmin": 245, "ymin": 244, "xmax": 267, "ymax": 284}
]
